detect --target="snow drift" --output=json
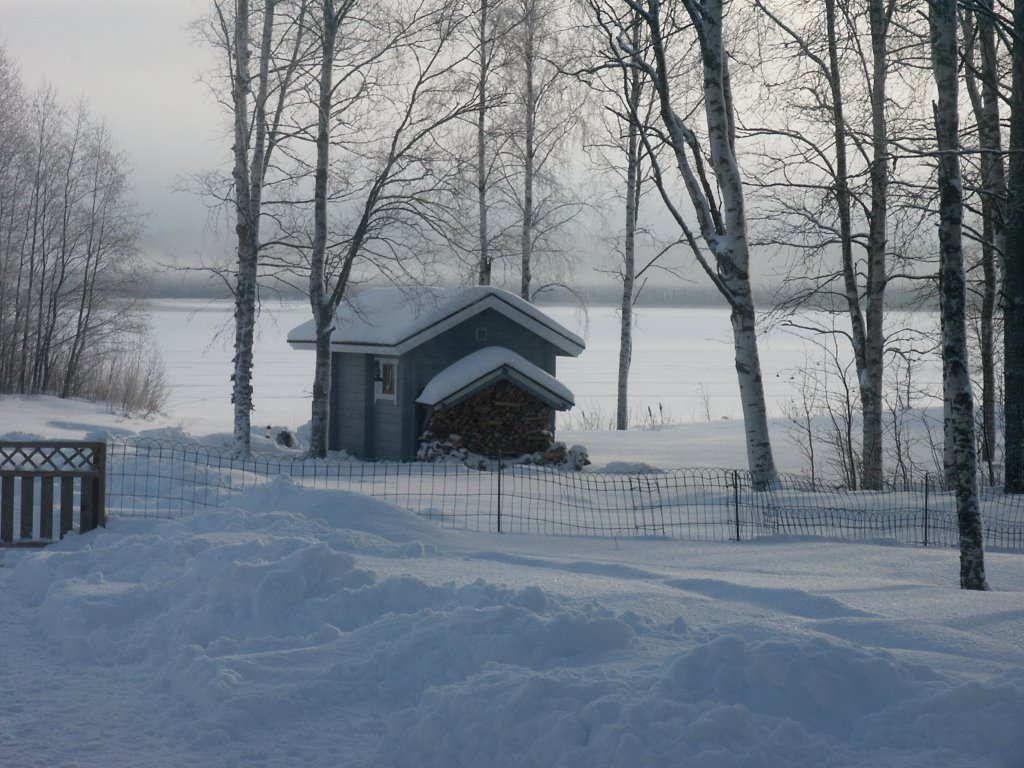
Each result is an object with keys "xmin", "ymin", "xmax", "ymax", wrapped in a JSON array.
[{"xmin": 3, "ymin": 471, "xmax": 1022, "ymax": 767}]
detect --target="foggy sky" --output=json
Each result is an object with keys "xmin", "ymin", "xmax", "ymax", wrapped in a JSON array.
[
  {"xmin": 1, "ymin": 0, "xmax": 229, "ymax": 268},
  {"xmin": 0, "ymin": 0, "xmax": 702, "ymax": 291}
]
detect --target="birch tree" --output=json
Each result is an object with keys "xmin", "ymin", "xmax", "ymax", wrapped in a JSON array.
[
  {"xmin": 861, "ymin": 0, "xmax": 895, "ymax": 489},
  {"xmin": 1002, "ymin": 0, "xmax": 1024, "ymax": 491},
  {"xmin": 505, "ymin": 0, "xmax": 587, "ymax": 301},
  {"xmin": 469, "ymin": 0, "xmax": 517, "ymax": 285},
  {"xmin": 747, "ymin": 0, "xmax": 917, "ymax": 490},
  {"xmin": 960, "ymin": 1, "xmax": 1005, "ymax": 483},
  {"xmin": 577, "ymin": 0, "xmax": 673, "ymax": 431},
  {"xmin": 303, "ymin": 0, "xmax": 481, "ymax": 457},
  {"xmin": 306, "ymin": 0, "xmax": 351, "ymax": 461},
  {"xmin": 605, "ymin": 15, "xmax": 649, "ymax": 432},
  {"xmin": 617, "ymin": 0, "xmax": 779, "ymax": 487},
  {"xmin": 473, "ymin": 0, "xmax": 498, "ymax": 285},
  {"xmin": 203, "ymin": 0, "xmax": 309, "ymax": 456},
  {"xmin": 929, "ymin": 0, "xmax": 986, "ymax": 589},
  {"xmin": 436, "ymin": 0, "xmax": 521, "ymax": 289}
]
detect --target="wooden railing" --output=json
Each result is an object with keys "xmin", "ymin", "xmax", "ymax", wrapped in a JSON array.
[{"xmin": 0, "ymin": 441, "xmax": 106, "ymax": 546}]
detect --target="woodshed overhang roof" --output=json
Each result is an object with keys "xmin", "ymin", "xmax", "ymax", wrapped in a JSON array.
[
  {"xmin": 415, "ymin": 346, "xmax": 575, "ymax": 412},
  {"xmin": 286, "ymin": 286, "xmax": 585, "ymax": 358}
]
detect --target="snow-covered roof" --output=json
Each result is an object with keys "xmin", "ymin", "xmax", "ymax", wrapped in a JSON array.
[
  {"xmin": 287, "ymin": 286, "xmax": 585, "ymax": 357},
  {"xmin": 415, "ymin": 346, "xmax": 575, "ymax": 411}
]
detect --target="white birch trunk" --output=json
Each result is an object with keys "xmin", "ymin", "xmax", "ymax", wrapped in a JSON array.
[
  {"xmin": 929, "ymin": 0, "xmax": 987, "ymax": 589},
  {"xmin": 229, "ymin": 0, "xmax": 259, "ymax": 458},
  {"xmin": 616, "ymin": 23, "xmax": 642, "ymax": 432},
  {"xmin": 219, "ymin": 0, "xmax": 306, "ymax": 457},
  {"xmin": 617, "ymin": 128, "xmax": 639, "ymax": 432},
  {"xmin": 644, "ymin": 0, "xmax": 778, "ymax": 487},
  {"xmin": 694, "ymin": 0, "xmax": 777, "ymax": 488}
]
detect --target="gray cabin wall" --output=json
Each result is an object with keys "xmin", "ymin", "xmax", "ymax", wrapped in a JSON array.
[
  {"xmin": 330, "ymin": 352, "xmax": 371, "ymax": 457},
  {"xmin": 400, "ymin": 359, "xmax": 422, "ymax": 460}
]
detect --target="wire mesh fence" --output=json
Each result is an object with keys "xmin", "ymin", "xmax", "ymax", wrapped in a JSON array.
[{"xmin": 104, "ymin": 436, "xmax": 1024, "ymax": 549}]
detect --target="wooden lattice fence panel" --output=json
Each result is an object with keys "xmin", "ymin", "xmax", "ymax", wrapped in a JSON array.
[{"xmin": 0, "ymin": 441, "xmax": 106, "ymax": 546}]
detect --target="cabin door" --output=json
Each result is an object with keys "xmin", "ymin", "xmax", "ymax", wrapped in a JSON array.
[{"xmin": 370, "ymin": 357, "xmax": 399, "ymax": 459}]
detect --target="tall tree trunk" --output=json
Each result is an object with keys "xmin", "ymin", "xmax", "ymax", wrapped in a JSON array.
[
  {"xmin": 823, "ymin": 0, "xmax": 870, "ymax": 490},
  {"xmin": 930, "ymin": 0, "xmax": 987, "ymax": 589},
  {"xmin": 519, "ymin": 1, "xmax": 536, "ymax": 301},
  {"xmin": 1005, "ymin": 0, "xmax": 1024, "ymax": 491},
  {"xmin": 979, "ymin": 210, "xmax": 999, "ymax": 481},
  {"xmin": 21, "ymin": 112, "xmax": 49, "ymax": 394},
  {"xmin": 728, "ymin": 281, "xmax": 777, "ymax": 487},
  {"xmin": 860, "ymin": 0, "xmax": 891, "ymax": 491},
  {"xmin": 308, "ymin": 0, "xmax": 340, "ymax": 460},
  {"xmin": 641, "ymin": 0, "xmax": 778, "ymax": 487},
  {"xmin": 215, "ymin": 0, "xmax": 306, "ymax": 456},
  {"xmin": 977, "ymin": 12, "xmax": 1004, "ymax": 484},
  {"xmin": 700, "ymin": 0, "xmax": 777, "ymax": 488},
  {"xmin": 616, "ymin": 126, "xmax": 639, "ymax": 432},
  {"xmin": 616, "ymin": 20, "xmax": 642, "ymax": 432},
  {"xmin": 962, "ymin": 2, "xmax": 1006, "ymax": 484},
  {"xmin": 309, "ymin": 312, "xmax": 334, "ymax": 458},
  {"xmin": 229, "ymin": 0, "xmax": 258, "ymax": 456},
  {"xmin": 477, "ymin": 0, "xmax": 492, "ymax": 286}
]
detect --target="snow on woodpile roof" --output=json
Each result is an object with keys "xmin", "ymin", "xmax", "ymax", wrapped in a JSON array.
[
  {"xmin": 416, "ymin": 346, "xmax": 575, "ymax": 411},
  {"xmin": 287, "ymin": 286, "xmax": 584, "ymax": 356}
]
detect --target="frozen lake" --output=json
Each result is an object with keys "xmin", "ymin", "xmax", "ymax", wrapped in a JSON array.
[{"xmin": 150, "ymin": 298, "xmax": 943, "ymax": 436}]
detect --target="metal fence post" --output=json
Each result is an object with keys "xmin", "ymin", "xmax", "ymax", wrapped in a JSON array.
[
  {"xmin": 733, "ymin": 469, "xmax": 741, "ymax": 542},
  {"xmin": 496, "ymin": 455, "xmax": 502, "ymax": 534},
  {"xmin": 923, "ymin": 472, "xmax": 929, "ymax": 547}
]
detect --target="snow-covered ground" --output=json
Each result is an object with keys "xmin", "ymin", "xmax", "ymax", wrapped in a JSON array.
[{"xmin": 1, "ymin": 395, "xmax": 1022, "ymax": 768}]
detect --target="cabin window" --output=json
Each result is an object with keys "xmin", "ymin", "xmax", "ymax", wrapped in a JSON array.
[{"xmin": 374, "ymin": 358, "xmax": 397, "ymax": 402}]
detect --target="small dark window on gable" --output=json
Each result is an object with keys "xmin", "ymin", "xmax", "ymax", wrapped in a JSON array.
[{"xmin": 475, "ymin": 328, "xmax": 488, "ymax": 341}]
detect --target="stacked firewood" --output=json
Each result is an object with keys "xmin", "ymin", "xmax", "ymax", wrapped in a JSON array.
[{"xmin": 419, "ymin": 381, "xmax": 554, "ymax": 457}]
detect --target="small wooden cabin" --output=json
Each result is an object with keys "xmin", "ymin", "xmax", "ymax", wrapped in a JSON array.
[{"xmin": 287, "ymin": 286, "xmax": 584, "ymax": 460}]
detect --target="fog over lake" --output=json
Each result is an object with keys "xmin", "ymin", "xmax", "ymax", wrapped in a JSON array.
[{"xmin": 150, "ymin": 298, "xmax": 943, "ymax": 435}]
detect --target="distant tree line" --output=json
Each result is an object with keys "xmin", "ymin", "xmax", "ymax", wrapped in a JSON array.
[{"xmin": 0, "ymin": 48, "xmax": 163, "ymax": 413}]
